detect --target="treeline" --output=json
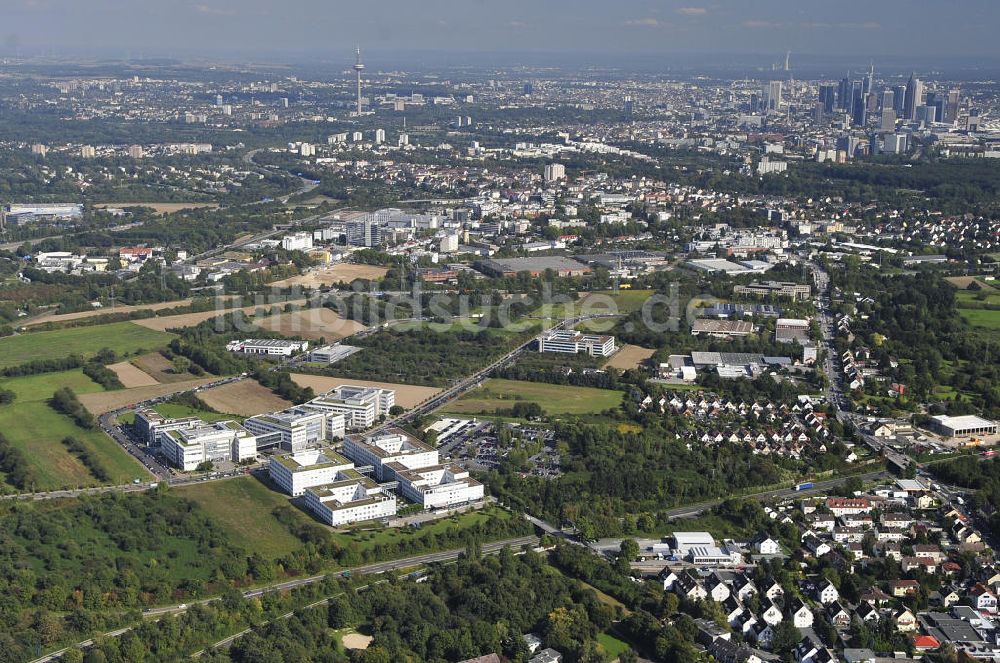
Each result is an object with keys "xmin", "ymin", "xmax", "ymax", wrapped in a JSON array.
[
  {"xmin": 0, "ymin": 388, "xmax": 15, "ymax": 404},
  {"xmin": 49, "ymin": 387, "xmax": 96, "ymax": 430},
  {"xmin": 0, "ymin": 432, "xmax": 35, "ymax": 491},
  {"xmin": 82, "ymin": 362, "xmax": 124, "ymax": 390},
  {"xmin": 60, "ymin": 436, "xmax": 110, "ymax": 482},
  {"xmin": 1, "ymin": 355, "xmax": 86, "ymax": 378},
  {"xmin": 255, "ymin": 370, "xmax": 314, "ymax": 404}
]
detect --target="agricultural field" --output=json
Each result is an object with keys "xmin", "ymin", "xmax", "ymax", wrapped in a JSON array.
[
  {"xmin": 0, "ymin": 321, "xmax": 175, "ymax": 369},
  {"xmin": 271, "ymin": 263, "xmax": 390, "ymax": 288},
  {"xmin": 94, "ymin": 201, "xmax": 220, "ymax": 213},
  {"xmin": 108, "ymin": 360, "xmax": 159, "ymax": 388},
  {"xmin": 603, "ymin": 344, "xmax": 656, "ymax": 370},
  {"xmin": 252, "ymin": 307, "xmax": 366, "ymax": 341},
  {"xmin": 20, "ymin": 297, "xmax": 196, "ymax": 328},
  {"xmin": 0, "ymin": 370, "xmax": 148, "ymax": 490},
  {"xmin": 132, "ymin": 299, "xmax": 306, "ymax": 332},
  {"xmin": 173, "ymin": 477, "xmax": 309, "ymax": 557},
  {"xmin": 290, "ymin": 374, "xmax": 441, "ymax": 408},
  {"xmin": 132, "ymin": 352, "xmax": 198, "ymax": 383},
  {"xmin": 442, "ymin": 378, "xmax": 623, "ymax": 417},
  {"xmin": 198, "ymin": 379, "xmax": 293, "ymax": 417},
  {"xmin": 77, "ymin": 376, "xmax": 217, "ymax": 414}
]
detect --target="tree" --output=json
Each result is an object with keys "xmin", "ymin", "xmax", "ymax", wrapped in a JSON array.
[
  {"xmin": 172, "ymin": 356, "xmax": 191, "ymax": 374},
  {"xmin": 772, "ymin": 620, "xmax": 801, "ymax": 654},
  {"xmin": 619, "ymin": 538, "xmax": 640, "ymax": 562}
]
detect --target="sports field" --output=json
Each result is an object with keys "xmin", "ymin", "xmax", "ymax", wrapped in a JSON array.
[
  {"xmin": 0, "ymin": 370, "xmax": 148, "ymax": 490},
  {"xmin": 0, "ymin": 322, "xmax": 174, "ymax": 369},
  {"xmin": 442, "ymin": 378, "xmax": 623, "ymax": 416},
  {"xmin": 173, "ymin": 477, "xmax": 308, "ymax": 557}
]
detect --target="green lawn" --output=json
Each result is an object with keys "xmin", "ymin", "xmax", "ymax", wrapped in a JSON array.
[
  {"xmin": 597, "ymin": 632, "xmax": 631, "ymax": 658},
  {"xmin": 442, "ymin": 378, "xmax": 623, "ymax": 416},
  {"xmin": 0, "ymin": 370, "xmax": 148, "ymax": 490},
  {"xmin": 530, "ymin": 289, "xmax": 652, "ymax": 321},
  {"xmin": 152, "ymin": 402, "xmax": 233, "ymax": 422},
  {"xmin": 173, "ymin": 476, "xmax": 310, "ymax": 557},
  {"xmin": 0, "ymin": 321, "xmax": 175, "ymax": 369}
]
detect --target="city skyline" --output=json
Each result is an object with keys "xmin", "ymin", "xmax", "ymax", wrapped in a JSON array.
[{"xmin": 3, "ymin": 0, "xmax": 1000, "ymax": 62}]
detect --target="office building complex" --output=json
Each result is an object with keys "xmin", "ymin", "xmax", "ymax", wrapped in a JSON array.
[
  {"xmin": 734, "ymin": 281, "xmax": 811, "ymax": 301},
  {"xmin": 303, "ymin": 472, "xmax": 397, "ymax": 526},
  {"xmin": 307, "ymin": 385, "xmax": 395, "ymax": 430},
  {"xmin": 268, "ymin": 447, "xmax": 355, "ymax": 496},
  {"xmin": 244, "ymin": 406, "xmax": 345, "ymax": 452},
  {"xmin": 133, "ymin": 408, "xmax": 202, "ymax": 446},
  {"xmin": 539, "ymin": 329, "xmax": 616, "ymax": 357},
  {"xmin": 160, "ymin": 420, "xmax": 258, "ymax": 471},
  {"xmin": 342, "ymin": 430, "xmax": 483, "ymax": 508}
]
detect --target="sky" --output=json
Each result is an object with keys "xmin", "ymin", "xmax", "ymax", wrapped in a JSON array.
[{"xmin": 3, "ymin": 0, "xmax": 1000, "ymax": 65}]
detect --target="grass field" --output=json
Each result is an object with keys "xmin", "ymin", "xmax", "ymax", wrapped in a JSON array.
[
  {"xmin": 329, "ymin": 506, "xmax": 513, "ymax": 551},
  {"xmin": 0, "ymin": 370, "xmax": 148, "ymax": 490},
  {"xmin": 173, "ymin": 477, "xmax": 310, "ymax": 557},
  {"xmin": 0, "ymin": 322, "xmax": 174, "ymax": 369},
  {"xmin": 530, "ymin": 289, "xmax": 652, "ymax": 321},
  {"xmin": 959, "ymin": 308, "xmax": 1000, "ymax": 330},
  {"xmin": 597, "ymin": 632, "xmax": 631, "ymax": 658},
  {"xmin": 442, "ymin": 378, "xmax": 623, "ymax": 417}
]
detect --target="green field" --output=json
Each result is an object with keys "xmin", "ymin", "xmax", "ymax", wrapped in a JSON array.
[
  {"xmin": 153, "ymin": 402, "xmax": 233, "ymax": 422},
  {"xmin": 0, "ymin": 370, "xmax": 148, "ymax": 490},
  {"xmin": 329, "ymin": 506, "xmax": 513, "ymax": 551},
  {"xmin": 0, "ymin": 321, "xmax": 175, "ymax": 369},
  {"xmin": 597, "ymin": 632, "xmax": 631, "ymax": 658},
  {"xmin": 442, "ymin": 378, "xmax": 623, "ymax": 416},
  {"xmin": 173, "ymin": 477, "xmax": 311, "ymax": 557},
  {"xmin": 958, "ymin": 307, "xmax": 1000, "ymax": 330},
  {"xmin": 531, "ymin": 289, "xmax": 652, "ymax": 321}
]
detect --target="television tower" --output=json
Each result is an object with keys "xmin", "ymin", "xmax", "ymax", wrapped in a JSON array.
[{"xmin": 353, "ymin": 46, "xmax": 365, "ymax": 115}]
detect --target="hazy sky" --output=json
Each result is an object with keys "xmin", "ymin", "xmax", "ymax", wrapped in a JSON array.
[{"xmin": 4, "ymin": 0, "xmax": 1000, "ymax": 63}]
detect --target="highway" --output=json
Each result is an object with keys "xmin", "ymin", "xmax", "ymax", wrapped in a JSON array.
[{"xmin": 28, "ymin": 534, "xmax": 539, "ymax": 663}]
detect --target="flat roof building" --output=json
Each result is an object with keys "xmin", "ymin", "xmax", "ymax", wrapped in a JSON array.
[
  {"xmin": 225, "ymin": 339, "xmax": 309, "ymax": 356},
  {"xmin": 342, "ymin": 430, "xmax": 438, "ymax": 481},
  {"xmin": 734, "ymin": 281, "xmax": 812, "ymax": 301},
  {"xmin": 244, "ymin": 406, "xmax": 345, "ymax": 452},
  {"xmin": 539, "ymin": 329, "xmax": 616, "ymax": 357},
  {"xmin": 269, "ymin": 447, "xmax": 355, "ymax": 496},
  {"xmin": 691, "ymin": 319, "xmax": 754, "ymax": 337},
  {"xmin": 133, "ymin": 408, "xmax": 202, "ymax": 446},
  {"xmin": 303, "ymin": 471, "xmax": 397, "ymax": 526},
  {"xmin": 309, "ymin": 344, "xmax": 361, "ymax": 364},
  {"xmin": 394, "ymin": 463, "xmax": 485, "ymax": 509},
  {"xmin": 930, "ymin": 414, "xmax": 997, "ymax": 439},
  {"xmin": 307, "ymin": 385, "xmax": 395, "ymax": 430},
  {"xmin": 775, "ymin": 318, "xmax": 811, "ymax": 343},
  {"xmin": 160, "ymin": 420, "xmax": 257, "ymax": 471}
]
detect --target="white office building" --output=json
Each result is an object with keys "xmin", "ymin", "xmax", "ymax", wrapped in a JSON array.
[
  {"xmin": 303, "ymin": 472, "xmax": 397, "ymax": 526},
  {"xmin": 225, "ymin": 339, "xmax": 309, "ymax": 356},
  {"xmin": 342, "ymin": 430, "xmax": 438, "ymax": 481},
  {"xmin": 268, "ymin": 447, "xmax": 355, "ymax": 496},
  {"xmin": 244, "ymin": 406, "xmax": 344, "ymax": 452},
  {"xmin": 133, "ymin": 408, "xmax": 202, "ymax": 446},
  {"xmin": 539, "ymin": 329, "xmax": 616, "ymax": 357},
  {"xmin": 160, "ymin": 420, "xmax": 258, "ymax": 471},
  {"xmin": 307, "ymin": 385, "xmax": 395, "ymax": 430},
  {"xmin": 396, "ymin": 464, "xmax": 484, "ymax": 509}
]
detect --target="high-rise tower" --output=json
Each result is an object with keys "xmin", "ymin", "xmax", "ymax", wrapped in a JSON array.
[{"xmin": 353, "ymin": 46, "xmax": 365, "ymax": 115}]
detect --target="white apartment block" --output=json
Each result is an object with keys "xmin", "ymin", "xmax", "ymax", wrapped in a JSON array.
[
  {"xmin": 281, "ymin": 232, "xmax": 314, "ymax": 251},
  {"xmin": 396, "ymin": 464, "xmax": 485, "ymax": 509},
  {"xmin": 244, "ymin": 406, "xmax": 345, "ymax": 452},
  {"xmin": 307, "ymin": 385, "xmax": 395, "ymax": 430},
  {"xmin": 303, "ymin": 472, "xmax": 397, "ymax": 526},
  {"xmin": 539, "ymin": 329, "xmax": 616, "ymax": 357},
  {"xmin": 342, "ymin": 430, "xmax": 438, "ymax": 481},
  {"xmin": 160, "ymin": 420, "xmax": 258, "ymax": 471},
  {"xmin": 268, "ymin": 448, "xmax": 355, "ymax": 496}
]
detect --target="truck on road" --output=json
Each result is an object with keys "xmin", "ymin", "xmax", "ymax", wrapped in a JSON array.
[{"xmin": 794, "ymin": 482, "xmax": 815, "ymax": 491}]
